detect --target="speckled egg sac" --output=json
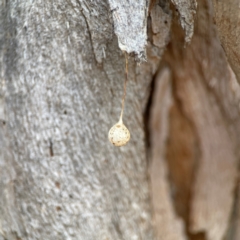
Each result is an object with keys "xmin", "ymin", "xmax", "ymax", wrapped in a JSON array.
[{"xmin": 108, "ymin": 123, "xmax": 130, "ymax": 147}]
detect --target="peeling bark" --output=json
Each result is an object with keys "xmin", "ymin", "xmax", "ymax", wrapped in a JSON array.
[
  {"xmin": 108, "ymin": 0, "xmax": 149, "ymax": 60},
  {"xmin": 170, "ymin": 0, "xmax": 197, "ymax": 43}
]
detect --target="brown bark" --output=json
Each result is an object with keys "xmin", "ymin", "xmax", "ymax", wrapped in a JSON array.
[
  {"xmin": 149, "ymin": 1, "xmax": 240, "ymax": 240},
  {"xmin": 213, "ymin": 0, "xmax": 240, "ymax": 84},
  {"xmin": 150, "ymin": 68, "xmax": 186, "ymax": 240}
]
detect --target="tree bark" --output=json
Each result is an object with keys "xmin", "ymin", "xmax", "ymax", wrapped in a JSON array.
[
  {"xmin": 0, "ymin": 0, "xmax": 240, "ymax": 240},
  {"xmin": 213, "ymin": 0, "xmax": 240, "ymax": 85},
  {"xmin": 0, "ymin": 0, "xmax": 159, "ymax": 239},
  {"xmin": 149, "ymin": 1, "xmax": 240, "ymax": 240}
]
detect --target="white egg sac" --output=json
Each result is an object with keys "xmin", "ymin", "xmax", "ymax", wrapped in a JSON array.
[{"xmin": 108, "ymin": 123, "xmax": 130, "ymax": 147}]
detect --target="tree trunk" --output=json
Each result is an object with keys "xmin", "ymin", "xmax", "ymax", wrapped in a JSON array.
[{"xmin": 0, "ymin": 0, "xmax": 239, "ymax": 240}]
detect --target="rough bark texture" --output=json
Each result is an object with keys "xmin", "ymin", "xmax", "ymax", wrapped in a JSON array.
[
  {"xmin": 0, "ymin": 0, "xmax": 170, "ymax": 239},
  {"xmin": 1, "ymin": 0, "xmax": 240, "ymax": 240},
  {"xmin": 0, "ymin": 1, "xmax": 147, "ymax": 239},
  {"xmin": 170, "ymin": 0, "xmax": 197, "ymax": 43},
  {"xmin": 108, "ymin": 0, "xmax": 148, "ymax": 60}
]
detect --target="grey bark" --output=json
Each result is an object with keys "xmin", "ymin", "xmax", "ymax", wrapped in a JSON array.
[
  {"xmin": 0, "ymin": 0, "xmax": 162, "ymax": 239},
  {"xmin": 108, "ymin": 0, "xmax": 148, "ymax": 60},
  {"xmin": 2, "ymin": 0, "xmax": 240, "ymax": 240}
]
